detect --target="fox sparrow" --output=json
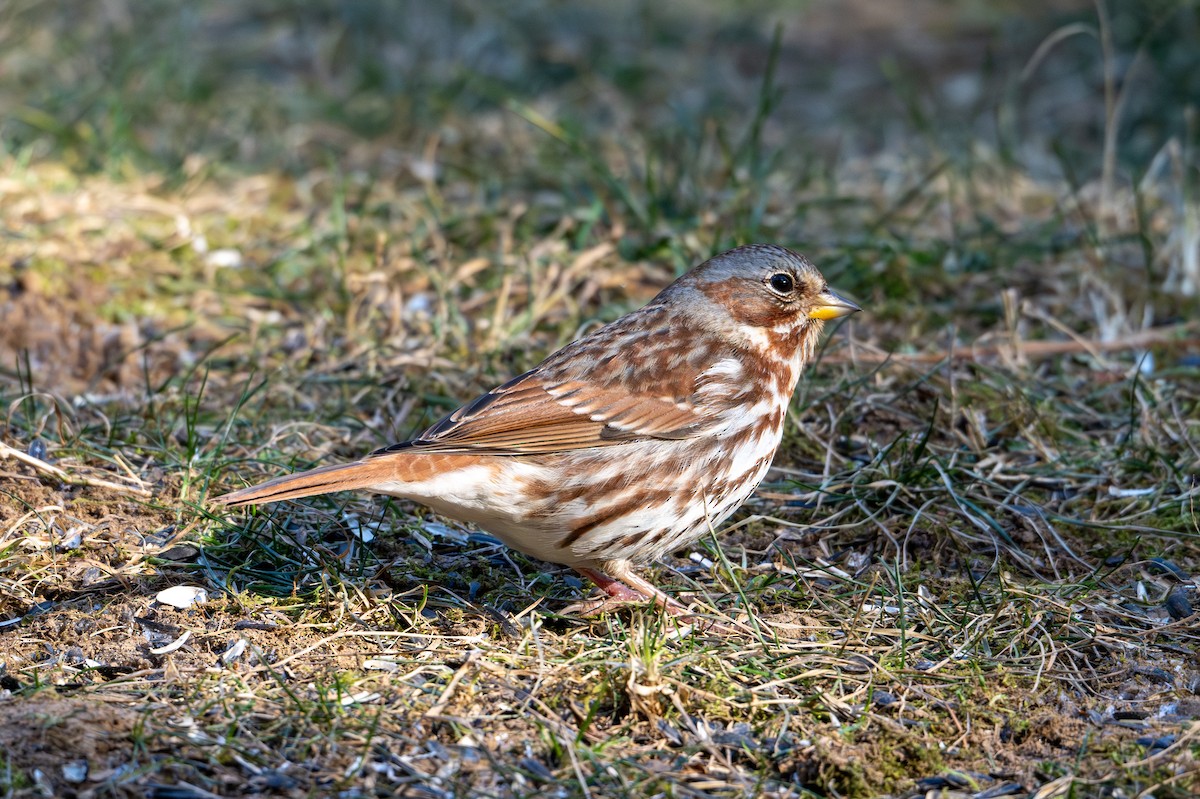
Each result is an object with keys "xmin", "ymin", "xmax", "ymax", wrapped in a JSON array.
[{"xmin": 215, "ymin": 245, "xmax": 860, "ymax": 613}]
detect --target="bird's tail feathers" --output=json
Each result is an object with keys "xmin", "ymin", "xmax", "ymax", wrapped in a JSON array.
[{"xmin": 212, "ymin": 460, "xmax": 395, "ymax": 507}]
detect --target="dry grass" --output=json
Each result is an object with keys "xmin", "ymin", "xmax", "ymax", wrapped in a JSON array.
[{"xmin": 1, "ymin": 1, "xmax": 1199, "ymax": 797}]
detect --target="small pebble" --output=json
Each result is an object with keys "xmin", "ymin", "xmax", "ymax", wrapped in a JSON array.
[
  {"xmin": 156, "ymin": 544, "xmax": 200, "ymax": 562},
  {"xmin": 1165, "ymin": 587, "xmax": 1194, "ymax": 621},
  {"xmin": 1135, "ymin": 734, "xmax": 1175, "ymax": 750},
  {"xmin": 517, "ymin": 757, "xmax": 555, "ymax": 783},
  {"xmin": 657, "ymin": 719, "xmax": 683, "ymax": 745},
  {"xmin": 1134, "ymin": 667, "xmax": 1177, "ymax": 687},
  {"xmin": 1147, "ymin": 558, "xmax": 1190, "ymax": 581},
  {"xmin": 1114, "ymin": 709, "xmax": 1148, "ymax": 720}
]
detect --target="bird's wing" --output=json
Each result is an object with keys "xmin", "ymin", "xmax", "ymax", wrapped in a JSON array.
[{"xmin": 374, "ymin": 367, "xmax": 709, "ymax": 457}]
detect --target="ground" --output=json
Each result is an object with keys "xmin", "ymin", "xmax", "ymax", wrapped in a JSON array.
[{"xmin": 1, "ymin": 1, "xmax": 1198, "ymax": 797}]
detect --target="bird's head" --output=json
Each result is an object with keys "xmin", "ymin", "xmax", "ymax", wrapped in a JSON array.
[{"xmin": 666, "ymin": 244, "xmax": 860, "ymax": 358}]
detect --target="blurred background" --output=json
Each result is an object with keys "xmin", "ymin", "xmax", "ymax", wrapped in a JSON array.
[
  {"xmin": 4, "ymin": 0, "xmax": 1197, "ymax": 176},
  {"xmin": 3, "ymin": 0, "xmax": 1198, "ymax": 359}
]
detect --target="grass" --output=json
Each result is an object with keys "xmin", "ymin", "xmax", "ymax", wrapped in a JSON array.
[{"xmin": 2, "ymin": 0, "xmax": 1200, "ymax": 796}]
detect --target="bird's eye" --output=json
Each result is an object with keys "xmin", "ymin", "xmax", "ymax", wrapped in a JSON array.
[{"xmin": 769, "ymin": 273, "xmax": 794, "ymax": 294}]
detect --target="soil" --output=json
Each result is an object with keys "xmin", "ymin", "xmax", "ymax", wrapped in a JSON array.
[{"xmin": 2, "ymin": 476, "xmax": 1197, "ymax": 798}]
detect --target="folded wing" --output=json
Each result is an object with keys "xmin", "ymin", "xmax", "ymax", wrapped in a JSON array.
[{"xmin": 375, "ymin": 368, "xmax": 708, "ymax": 456}]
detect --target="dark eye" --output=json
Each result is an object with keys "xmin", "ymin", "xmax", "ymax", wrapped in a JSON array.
[{"xmin": 769, "ymin": 273, "xmax": 794, "ymax": 294}]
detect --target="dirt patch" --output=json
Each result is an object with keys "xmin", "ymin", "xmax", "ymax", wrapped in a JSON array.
[
  {"xmin": 0, "ymin": 478, "xmax": 176, "ymax": 619},
  {"xmin": 0, "ymin": 696, "xmax": 143, "ymax": 794}
]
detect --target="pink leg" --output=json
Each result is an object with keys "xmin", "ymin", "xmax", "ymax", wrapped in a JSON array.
[
  {"xmin": 565, "ymin": 563, "xmax": 692, "ymax": 617},
  {"xmin": 561, "ymin": 562, "xmax": 747, "ymax": 635}
]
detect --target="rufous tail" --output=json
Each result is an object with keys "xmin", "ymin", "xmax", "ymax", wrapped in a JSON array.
[{"xmin": 213, "ymin": 459, "xmax": 396, "ymax": 507}]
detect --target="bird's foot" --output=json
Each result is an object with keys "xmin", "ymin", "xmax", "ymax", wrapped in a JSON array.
[
  {"xmin": 563, "ymin": 566, "xmax": 688, "ymax": 614},
  {"xmin": 563, "ymin": 566, "xmax": 740, "ymax": 634}
]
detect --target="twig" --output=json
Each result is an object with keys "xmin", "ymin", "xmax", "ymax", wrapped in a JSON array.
[
  {"xmin": 826, "ymin": 324, "xmax": 1198, "ymax": 365},
  {"xmin": 424, "ymin": 649, "xmax": 481, "ymax": 718},
  {"xmin": 0, "ymin": 440, "xmax": 152, "ymax": 498}
]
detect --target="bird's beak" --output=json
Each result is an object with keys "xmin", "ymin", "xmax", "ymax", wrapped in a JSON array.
[{"xmin": 808, "ymin": 288, "xmax": 861, "ymax": 320}]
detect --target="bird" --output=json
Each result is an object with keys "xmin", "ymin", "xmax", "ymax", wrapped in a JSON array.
[{"xmin": 213, "ymin": 244, "xmax": 860, "ymax": 615}]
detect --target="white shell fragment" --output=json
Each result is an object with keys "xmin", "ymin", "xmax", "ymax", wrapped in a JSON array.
[
  {"xmin": 205, "ymin": 248, "xmax": 244, "ymax": 269},
  {"xmin": 341, "ymin": 691, "xmax": 381, "ymax": 706},
  {"xmin": 149, "ymin": 630, "xmax": 192, "ymax": 655},
  {"xmin": 156, "ymin": 586, "xmax": 209, "ymax": 609},
  {"xmin": 1108, "ymin": 486, "xmax": 1156, "ymax": 498},
  {"xmin": 220, "ymin": 638, "xmax": 249, "ymax": 665},
  {"xmin": 62, "ymin": 761, "xmax": 88, "ymax": 783}
]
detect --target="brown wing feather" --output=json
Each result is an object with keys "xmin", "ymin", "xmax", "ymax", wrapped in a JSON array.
[
  {"xmin": 375, "ymin": 367, "xmax": 708, "ymax": 457},
  {"xmin": 372, "ymin": 303, "xmax": 723, "ymax": 457}
]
